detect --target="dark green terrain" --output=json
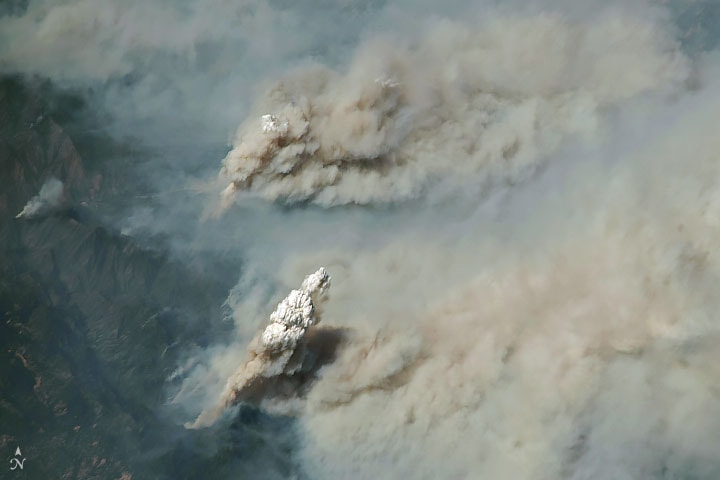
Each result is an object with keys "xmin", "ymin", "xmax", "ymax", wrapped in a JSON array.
[{"xmin": 0, "ymin": 77, "xmax": 299, "ymax": 479}]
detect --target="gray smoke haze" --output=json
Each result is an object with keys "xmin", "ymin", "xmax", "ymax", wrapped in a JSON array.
[
  {"xmin": 4, "ymin": 0, "xmax": 720, "ymax": 479},
  {"xmin": 0, "ymin": 0, "xmax": 389, "ymax": 150}
]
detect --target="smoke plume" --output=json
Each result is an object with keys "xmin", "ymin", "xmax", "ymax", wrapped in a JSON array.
[
  {"xmin": 187, "ymin": 267, "xmax": 332, "ymax": 429},
  {"xmin": 218, "ymin": 11, "xmax": 688, "ymax": 208},
  {"xmin": 15, "ymin": 177, "xmax": 64, "ymax": 219}
]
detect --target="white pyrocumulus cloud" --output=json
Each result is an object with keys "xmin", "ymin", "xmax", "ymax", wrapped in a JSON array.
[{"xmin": 187, "ymin": 267, "xmax": 330, "ymax": 428}]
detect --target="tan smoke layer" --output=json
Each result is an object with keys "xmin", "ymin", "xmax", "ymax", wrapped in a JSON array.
[
  {"xmin": 246, "ymin": 76, "xmax": 720, "ymax": 478},
  {"xmin": 218, "ymin": 11, "xmax": 688, "ymax": 208}
]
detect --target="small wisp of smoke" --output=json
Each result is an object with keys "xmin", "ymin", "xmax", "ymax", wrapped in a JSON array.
[{"xmin": 15, "ymin": 177, "xmax": 64, "ymax": 219}]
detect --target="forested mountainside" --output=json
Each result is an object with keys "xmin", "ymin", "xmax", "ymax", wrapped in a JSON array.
[{"xmin": 0, "ymin": 77, "xmax": 286, "ymax": 479}]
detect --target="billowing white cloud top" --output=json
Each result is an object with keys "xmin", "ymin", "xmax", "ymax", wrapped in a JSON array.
[
  {"xmin": 262, "ymin": 267, "xmax": 330, "ymax": 351},
  {"xmin": 187, "ymin": 267, "xmax": 330, "ymax": 428}
]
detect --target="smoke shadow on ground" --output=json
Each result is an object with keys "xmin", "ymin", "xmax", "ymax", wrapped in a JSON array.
[
  {"xmin": 142, "ymin": 406, "xmax": 305, "ymax": 480},
  {"xmin": 232, "ymin": 326, "xmax": 351, "ymax": 405}
]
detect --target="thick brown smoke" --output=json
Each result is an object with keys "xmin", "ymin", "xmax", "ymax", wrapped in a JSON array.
[
  {"xmin": 271, "ymin": 79, "xmax": 720, "ymax": 478},
  {"xmin": 207, "ymin": 6, "xmax": 720, "ymax": 479},
  {"xmin": 218, "ymin": 11, "xmax": 687, "ymax": 208}
]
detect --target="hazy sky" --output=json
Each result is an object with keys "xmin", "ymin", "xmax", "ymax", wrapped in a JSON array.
[{"xmin": 3, "ymin": 1, "xmax": 720, "ymax": 478}]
